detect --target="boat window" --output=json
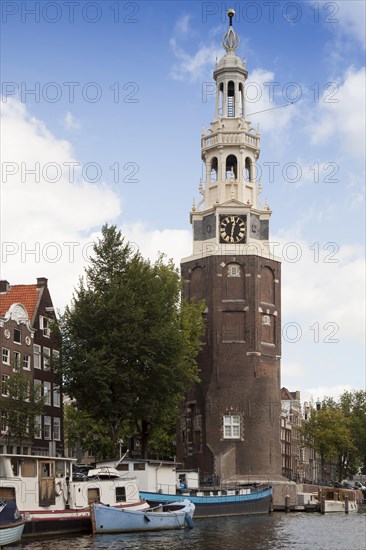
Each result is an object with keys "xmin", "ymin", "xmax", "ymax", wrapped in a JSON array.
[
  {"xmin": 0, "ymin": 486, "xmax": 16, "ymax": 500},
  {"xmin": 10, "ymin": 458, "xmax": 20, "ymax": 476},
  {"xmin": 117, "ymin": 464, "xmax": 129, "ymax": 471},
  {"xmin": 55, "ymin": 461, "xmax": 65, "ymax": 478},
  {"xmin": 21, "ymin": 458, "xmax": 37, "ymax": 477},
  {"xmin": 116, "ymin": 487, "xmax": 126, "ymax": 502},
  {"xmin": 88, "ymin": 488, "xmax": 100, "ymax": 504},
  {"xmin": 133, "ymin": 463, "xmax": 145, "ymax": 471}
]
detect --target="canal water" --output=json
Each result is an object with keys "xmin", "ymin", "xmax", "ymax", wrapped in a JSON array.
[{"xmin": 14, "ymin": 511, "xmax": 366, "ymax": 549}]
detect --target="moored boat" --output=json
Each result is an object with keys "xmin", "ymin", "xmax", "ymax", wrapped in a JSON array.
[
  {"xmin": 0, "ymin": 453, "xmax": 148, "ymax": 536},
  {"xmin": 0, "ymin": 498, "xmax": 26, "ymax": 546},
  {"xmin": 90, "ymin": 499, "xmax": 195, "ymax": 533},
  {"xmin": 140, "ymin": 484, "xmax": 272, "ymax": 518},
  {"xmin": 318, "ymin": 488, "xmax": 359, "ymax": 513}
]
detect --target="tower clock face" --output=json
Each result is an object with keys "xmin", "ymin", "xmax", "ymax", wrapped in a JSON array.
[{"xmin": 219, "ymin": 215, "xmax": 246, "ymax": 243}]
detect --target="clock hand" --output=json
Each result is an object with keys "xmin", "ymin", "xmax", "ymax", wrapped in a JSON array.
[{"xmin": 230, "ymin": 218, "xmax": 237, "ymax": 241}]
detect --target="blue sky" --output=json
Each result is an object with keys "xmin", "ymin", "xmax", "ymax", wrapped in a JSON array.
[{"xmin": 1, "ymin": 1, "xmax": 365, "ymax": 403}]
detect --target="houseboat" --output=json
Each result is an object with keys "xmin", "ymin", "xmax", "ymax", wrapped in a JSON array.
[{"xmin": 0, "ymin": 453, "xmax": 148, "ymax": 536}]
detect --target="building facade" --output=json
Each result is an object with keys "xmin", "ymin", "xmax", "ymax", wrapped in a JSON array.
[
  {"xmin": 176, "ymin": 12, "xmax": 282, "ymax": 481},
  {"xmin": 0, "ymin": 278, "xmax": 63, "ymax": 456}
]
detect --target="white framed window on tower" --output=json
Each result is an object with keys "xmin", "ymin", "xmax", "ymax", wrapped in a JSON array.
[{"xmin": 223, "ymin": 414, "xmax": 240, "ymax": 439}]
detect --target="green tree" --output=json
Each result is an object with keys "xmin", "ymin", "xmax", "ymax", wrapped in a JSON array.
[
  {"xmin": 0, "ymin": 367, "xmax": 45, "ymax": 447},
  {"xmin": 339, "ymin": 390, "xmax": 366, "ymax": 475},
  {"xmin": 301, "ymin": 396, "xmax": 358, "ymax": 481},
  {"xmin": 60, "ymin": 224, "xmax": 204, "ymax": 458}
]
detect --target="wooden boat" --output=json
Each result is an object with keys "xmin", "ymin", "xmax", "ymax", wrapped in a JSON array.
[
  {"xmin": 0, "ymin": 499, "xmax": 26, "ymax": 546},
  {"xmin": 140, "ymin": 484, "xmax": 272, "ymax": 518},
  {"xmin": 0, "ymin": 453, "xmax": 148, "ymax": 536},
  {"xmin": 90, "ymin": 498, "xmax": 195, "ymax": 533}
]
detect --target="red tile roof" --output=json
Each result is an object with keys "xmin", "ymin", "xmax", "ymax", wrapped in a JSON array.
[{"xmin": 0, "ymin": 285, "xmax": 41, "ymax": 321}]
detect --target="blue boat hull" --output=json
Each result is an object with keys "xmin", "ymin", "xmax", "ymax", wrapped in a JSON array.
[{"xmin": 140, "ymin": 487, "xmax": 272, "ymax": 518}]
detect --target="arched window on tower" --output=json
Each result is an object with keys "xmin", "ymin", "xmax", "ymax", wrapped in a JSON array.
[
  {"xmin": 210, "ymin": 157, "xmax": 218, "ymax": 182},
  {"xmin": 225, "ymin": 154, "xmax": 237, "ymax": 180},
  {"xmin": 218, "ymin": 83, "xmax": 224, "ymax": 118},
  {"xmin": 244, "ymin": 157, "xmax": 252, "ymax": 181},
  {"xmin": 238, "ymin": 83, "xmax": 244, "ymax": 117},
  {"xmin": 227, "ymin": 81, "xmax": 235, "ymax": 117}
]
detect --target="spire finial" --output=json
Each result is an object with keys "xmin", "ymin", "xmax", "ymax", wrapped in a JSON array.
[{"xmin": 222, "ymin": 9, "xmax": 240, "ymax": 53}]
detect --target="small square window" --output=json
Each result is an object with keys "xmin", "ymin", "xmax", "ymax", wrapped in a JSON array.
[
  {"xmin": 23, "ymin": 354, "xmax": 31, "ymax": 370},
  {"xmin": 223, "ymin": 415, "xmax": 240, "ymax": 439},
  {"xmin": 14, "ymin": 329, "xmax": 21, "ymax": 343},
  {"xmin": 2, "ymin": 348, "xmax": 10, "ymax": 365},
  {"xmin": 228, "ymin": 264, "xmax": 240, "ymax": 277}
]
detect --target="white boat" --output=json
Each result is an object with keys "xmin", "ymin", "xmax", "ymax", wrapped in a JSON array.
[
  {"xmin": 90, "ymin": 499, "xmax": 195, "ymax": 533},
  {"xmin": 318, "ymin": 488, "xmax": 359, "ymax": 513},
  {"xmin": 0, "ymin": 499, "xmax": 26, "ymax": 546},
  {"xmin": 0, "ymin": 453, "xmax": 148, "ymax": 536}
]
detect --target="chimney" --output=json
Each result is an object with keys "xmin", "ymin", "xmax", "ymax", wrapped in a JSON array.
[
  {"xmin": 0, "ymin": 280, "xmax": 10, "ymax": 293},
  {"xmin": 36, "ymin": 277, "xmax": 48, "ymax": 288}
]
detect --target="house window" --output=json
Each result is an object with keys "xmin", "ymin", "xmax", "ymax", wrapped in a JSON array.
[
  {"xmin": 2, "ymin": 348, "xmax": 10, "ymax": 365},
  {"xmin": 53, "ymin": 386, "xmax": 61, "ymax": 407},
  {"xmin": 23, "ymin": 354, "xmax": 31, "ymax": 370},
  {"xmin": 34, "ymin": 345, "xmax": 41, "ymax": 369},
  {"xmin": 1, "ymin": 412, "xmax": 8, "ymax": 434},
  {"xmin": 1, "ymin": 375, "xmax": 10, "ymax": 397},
  {"xmin": 34, "ymin": 379, "xmax": 42, "ymax": 400},
  {"xmin": 223, "ymin": 415, "xmax": 240, "ymax": 439},
  {"xmin": 262, "ymin": 315, "xmax": 271, "ymax": 326},
  {"xmin": 228, "ymin": 264, "xmax": 240, "ymax": 277},
  {"xmin": 44, "ymin": 382, "xmax": 51, "ymax": 405},
  {"xmin": 53, "ymin": 417, "xmax": 61, "ymax": 441},
  {"xmin": 44, "ymin": 416, "xmax": 51, "ymax": 439},
  {"xmin": 34, "ymin": 415, "xmax": 42, "ymax": 439},
  {"xmin": 13, "ymin": 351, "xmax": 21, "ymax": 370},
  {"xmin": 40, "ymin": 316, "xmax": 51, "ymax": 338},
  {"xmin": 14, "ymin": 328, "xmax": 21, "ymax": 343},
  {"xmin": 133, "ymin": 463, "xmax": 145, "ymax": 471},
  {"xmin": 52, "ymin": 349, "xmax": 60, "ymax": 368},
  {"xmin": 43, "ymin": 348, "xmax": 50, "ymax": 370}
]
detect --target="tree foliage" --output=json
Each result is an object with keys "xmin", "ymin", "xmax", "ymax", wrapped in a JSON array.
[
  {"xmin": 60, "ymin": 224, "xmax": 205, "ymax": 458},
  {"xmin": 301, "ymin": 391, "xmax": 366, "ymax": 480}
]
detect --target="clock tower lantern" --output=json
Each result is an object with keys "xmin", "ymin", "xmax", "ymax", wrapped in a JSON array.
[{"xmin": 178, "ymin": 10, "xmax": 282, "ymax": 480}]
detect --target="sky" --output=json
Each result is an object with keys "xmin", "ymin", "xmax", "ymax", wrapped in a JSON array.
[{"xmin": 1, "ymin": 0, "xmax": 365, "ymax": 404}]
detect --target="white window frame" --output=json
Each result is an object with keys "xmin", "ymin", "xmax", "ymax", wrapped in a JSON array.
[
  {"xmin": 23, "ymin": 354, "xmax": 31, "ymax": 370},
  {"xmin": 53, "ymin": 417, "xmax": 61, "ymax": 441},
  {"xmin": 34, "ymin": 415, "xmax": 42, "ymax": 439},
  {"xmin": 40, "ymin": 316, "xmax": 51, "ymax": 338},
  {"xmin": 13, "ymin": 351, "xmax": 21, "ymax": 370},
  {"xmin": 44, "ymin": 416, "xmax": 51, "ymax": 440},
  {"xmin": 1, "ymin": 412, "xmax": 8, "ymax": 435},
  {"xmin": 44, "ymin": 382, "xmax": 51, "ymax": 405},
  {"xmin": 34, "ymin": 344, "xmax": 41, "ymax": 369},
  {"xmin": 53, "ymin": 385, "xmax": 61, "ymax": 407},
  {"xmin": 43, "ymin": 347, "xmax": 50, "ymax": 371},
  {"xmin": 2, "ymin": 348, "xmax": 10, "ymax": 365},
  {"xmin": 13, "ymin": 328, "xmax": 21, "ymax": 344},
  {"xmin": 228, "ymin": 264, "xmax": 240, "ymax": 277},
  {"xmin": 223, "ymin": 415, "xmax": 240, "ymax": 439},
  {"xmin": 1, "ymin": 374, "xmax": 10, "ymax": 397}
]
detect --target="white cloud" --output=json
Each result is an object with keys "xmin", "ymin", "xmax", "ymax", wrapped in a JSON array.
[
  {"xmin": 170, "ymin": 38, "xmax": 222, "ymax": 81},
  {"xmin": 0, "ymin": 98, "xmax": 121, "ymax": 310},
  {"xmin": 175, "ymin": 14, "xmax": 191, "ymax": 35},
  {"xmin": 322, "ymin": 0, "xmax": 366, "ymax": 49},
  {"xmin": 63, "ymin": 111, "xmax": 81, "ymax": 130},
  {"xmin": 301, "ymin": 384, "xmax": 356, "ymax": 405},
  {"xmin": 311, "ymin": 66, "xmax": 366, "ymax": 157}
]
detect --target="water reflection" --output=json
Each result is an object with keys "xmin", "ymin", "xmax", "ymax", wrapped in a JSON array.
[{"xmin": 18, "ymin": 511, "xmax": 366, "ymax": 550}]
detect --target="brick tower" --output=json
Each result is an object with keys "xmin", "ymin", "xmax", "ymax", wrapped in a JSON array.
[{"xmin": 177, "ymin": 10, "xmax": 282, "ymax": 481}]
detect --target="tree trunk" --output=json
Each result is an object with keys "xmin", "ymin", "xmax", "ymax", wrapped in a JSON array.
[{"xmin": 140, "ymin": 420, "xmax": 150, "ymax": 459}]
